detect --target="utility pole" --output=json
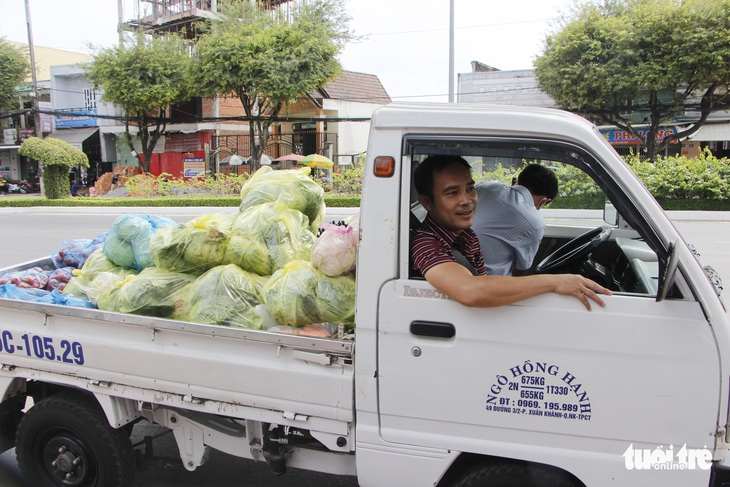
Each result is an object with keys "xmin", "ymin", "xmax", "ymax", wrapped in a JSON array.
[
  {"xmin": 24, "ymin": 0, "xmax": 41, "ymax": 138},
  {"xmin": 448, "ymin": 0, "xmax": 455, "ymax": 103},
  {"xmin": 117, "ymin": 0, "xmax": 125, "ymax": 46},
  {"xmin": 24, "ymin": 0, "xmax": 45, "ymax": 196}
]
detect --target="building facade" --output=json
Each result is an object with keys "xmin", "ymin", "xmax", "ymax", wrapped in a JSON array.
[{"xmin": 457, "ymin": 62, "xmax": 730, "ymax": 159}]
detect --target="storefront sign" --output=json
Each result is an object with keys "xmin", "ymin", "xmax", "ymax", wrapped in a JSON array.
[
  {"xmin": 183, "ymin": 157, "xmax": 205, "ymax": 178},
  {"xmin": 55, "ymin": 110, "xmax": 98, "ymax": 129},
  {"xmin": 600, "ymin": 127, "xmax": 677, "ymax": 145},
  {"xmin": 3, "ymin": 129, "xmax": 17, "ymax": 145}
]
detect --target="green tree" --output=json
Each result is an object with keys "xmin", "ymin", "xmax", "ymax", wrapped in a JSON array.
[
  {"xmin": 18, "ymin": 137, "xmax": 89, "ymax": 199},
  {"xmin": 534, "ymin": 0, "xmax": 730, "ymax": 161},
  {"xmin": 0, "ymin": 38, "xmax": 30, "ymax": 116},
  {"xmin": 86, "ymin": 33, "xmax": 194, "ymax": 172},
  {"xmin": 192, "ymin": 0, "xmax": 353, "ymax": 168}
]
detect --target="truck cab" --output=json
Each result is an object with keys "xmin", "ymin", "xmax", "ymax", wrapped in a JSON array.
[{"xmin": 354, "ymin": 103, "xmax": 730, "ymax": 486}]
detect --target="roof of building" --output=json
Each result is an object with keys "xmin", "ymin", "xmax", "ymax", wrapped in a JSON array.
[
  {"xmin": 311, "ymin": 70, "xmax": 391, "ymax": 104},
  {"xmin": 6, "ymin": 40, "xmax": 91, "ymax": 82}
]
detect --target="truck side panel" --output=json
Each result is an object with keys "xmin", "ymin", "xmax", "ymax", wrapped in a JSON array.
[{"xmin": 0, "ymin": 300, "xmax": 354, "ymax": 425}]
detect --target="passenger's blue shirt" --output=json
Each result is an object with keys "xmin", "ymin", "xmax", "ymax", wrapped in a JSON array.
[{"xmin": 472, "ymin": 181, "xmax": 545, "ymax": 275}]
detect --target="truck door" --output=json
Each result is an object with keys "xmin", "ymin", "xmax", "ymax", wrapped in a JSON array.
[{"xmin": 376, "ymin": 138, "xmax": 721, "ymax": 482}]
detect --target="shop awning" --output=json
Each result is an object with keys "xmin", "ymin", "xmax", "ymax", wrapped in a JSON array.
[
  {"xmin": 47, "ymin": 127, "xmax": 99, "ymax": 149},
  {"xmin": 689, "ymin": 122, "xmax": 730, "ymax": 142}
]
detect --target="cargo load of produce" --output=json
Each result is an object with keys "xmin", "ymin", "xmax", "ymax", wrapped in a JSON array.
[{"xmin": 0, "ymin": 167, "xmax": 358, "ymax": 339}]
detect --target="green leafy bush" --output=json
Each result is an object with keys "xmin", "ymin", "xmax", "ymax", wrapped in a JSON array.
[
  {"xmin": 18, "ymin": 137, "xmax": 90, "ymax": 199},
  {"xmin": 628, "ymin": 148, "xmax": 730, "ymax": 199}
]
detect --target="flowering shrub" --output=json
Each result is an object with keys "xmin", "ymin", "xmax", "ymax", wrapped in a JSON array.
[
  {"xmin": 331, "ymin": 165, "xmax": 363, "ymax": 196},
  {"xmin": 125, "ymin": 172, "xmax": 251, "ymax": 198}
]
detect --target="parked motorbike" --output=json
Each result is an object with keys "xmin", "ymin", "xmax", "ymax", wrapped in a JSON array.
[
  {"xmin": 3, "ymin": 182, "xmax": 25, "ymax": 194},
  {"xmin": 18, "ymin": 179, "xmax": 40, "ymax": 192}
]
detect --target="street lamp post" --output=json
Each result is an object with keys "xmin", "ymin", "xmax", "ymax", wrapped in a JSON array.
[{"xmin": 448, "ymin": 0, "xmax": 455, "ymax": 103}]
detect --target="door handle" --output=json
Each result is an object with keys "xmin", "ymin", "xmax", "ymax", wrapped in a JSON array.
[{"xmin": 410, "ymin": 321, "xmax": 456, "ymax": 338}]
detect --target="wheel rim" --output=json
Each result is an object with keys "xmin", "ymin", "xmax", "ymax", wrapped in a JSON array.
[{"xmin": 35, "ymin": 428, "xmax": 99, "ymax": 486}]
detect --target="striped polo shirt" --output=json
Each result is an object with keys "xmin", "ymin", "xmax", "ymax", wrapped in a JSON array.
[{"xmin": 411, "ymin": 214, "xmax": 487, "ymax": 277}]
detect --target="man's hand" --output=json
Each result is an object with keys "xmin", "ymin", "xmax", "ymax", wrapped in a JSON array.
[{"xmin": 549, "ymin": 274, "xmax": 612, "ymax": 311}]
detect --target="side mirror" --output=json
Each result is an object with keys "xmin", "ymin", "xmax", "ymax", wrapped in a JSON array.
[{"xmin": 603, "ymin": 202, "xmax": 618, "ymax": 226}]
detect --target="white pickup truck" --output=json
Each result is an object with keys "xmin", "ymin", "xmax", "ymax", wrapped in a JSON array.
[{"xmin": 0, "ymin": 103, "xmax": 728, "ymax": 487}]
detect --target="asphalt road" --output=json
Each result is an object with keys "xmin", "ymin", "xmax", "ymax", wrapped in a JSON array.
[{"xmin": 0, "ymin": 207, "xmax": 727, "ymax": 486}]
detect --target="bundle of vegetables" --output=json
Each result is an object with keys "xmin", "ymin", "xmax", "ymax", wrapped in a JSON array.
[
  {"xmin": 179, "ymin": 264, "xmax": 268, "ymax": 329},
  {"xmin": 311, "ymin": 218, "xmax": 359, "ymax": 277},
  {"xmin": 240, "ymin": 167, "xmax": 325, "ymax": 231},
  {"xmin": 225, "ymin": 202, "xmax": 315, "ymax": 276},
  {"xmin": 150, "ymin": 213, "xmax": 235, "ymax": 274},
  {"xmin": 262, "ymin": 260, "xmax": 355, "ymax": 328},
  {"xmin": 52, "ymin": 234, "xmax": 107, "ymax": 269},
  {"xmin": 96, "ymin": 267, "xmax": 194, "ymax": 318},
  {"xmin": 103, "ymin": 214, "xmax": 176, "ymax": 270},
  {"xmin": 46, "ymin": 267, "xmax": 74, "ymax": 292},
  {"xmin": 62, "ymin": 249, "xmax": 138, "ymax": 303}
]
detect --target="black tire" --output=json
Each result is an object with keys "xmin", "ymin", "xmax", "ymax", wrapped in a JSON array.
[
  {"xmin": 450, "ymin": 461, "xmax": 580, "ymax": 487},
  {"xmin": 15, "ymin": 392, "xmax": 135, "ymax": 487}
]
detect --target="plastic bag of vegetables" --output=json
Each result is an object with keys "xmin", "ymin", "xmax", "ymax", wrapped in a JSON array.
[
  {"xmin": 77, "ymin": 249, "xmax": 132, "ymax": 280},
  {"xmin": 239, "ymin": 167, "xmax": 325, "ymax": 231},
  {"xmin": 0, "ymin": 267, "xmax": 49, "ymax": 289},
  {"xmin": 51, "ymin": 233, "xmax": 107, "ymax": 269},
  {"xmin": 262, "ymin": 260, "xmax": 355, "ymax": 327},
  {"xmin": 225, "ymin": 202, "xmax": 315, "ymax": 276},
  {"xmin": 103, "ymin": 214, "xmax": 176, "ymax": 270},
  {"xmin": 179, "ymin": 264, "xmax": 268, "ymax": 329},
  {"xmin": 96, "ymin": 267, "xmax": 194, "ymax": 318},
  {"xmin": 62, "ymin": 271, "xmax": 135, "ymax": 304},
  {"xmin": 46, "ymin": 267, "xmax": 75, "ymax": 292},
  {"xmin": 311, "ymin": 221, "xmax": 359, "ymax": 277},
  {"xmin": 62, "ymin": 249, "xmax": 138, "ymax": 302},
  {"xmin": 150, "ymin": 213, "xmax": 234, "ymax": 274}
]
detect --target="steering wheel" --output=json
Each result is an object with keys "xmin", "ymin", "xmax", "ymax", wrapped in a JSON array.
[{"xmin": 535, "ymin": 226, "xmax": 612, "ymax": 274}]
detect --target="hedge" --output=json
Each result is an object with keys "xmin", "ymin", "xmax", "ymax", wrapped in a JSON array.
[
  {"xmin": 0, "ymin": 195, "xmax": 361, "ymax": 208},
  {"xmin": 2, "ymin": 195, "xmax": 729, "ymax": 211}
]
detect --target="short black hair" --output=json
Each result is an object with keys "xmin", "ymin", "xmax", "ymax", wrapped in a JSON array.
[
  {"xmin": 413, "ymin": 155, "xmax": 471, "ymax": 201},
  {"xmin": 517, "ymin": 164, "xmax": 559, "ymax": 200}
]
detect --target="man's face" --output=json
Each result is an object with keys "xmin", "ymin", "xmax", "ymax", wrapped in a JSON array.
[{"xmin": 419, "ymin": 162, "xmax": 477, "ymax": 233}]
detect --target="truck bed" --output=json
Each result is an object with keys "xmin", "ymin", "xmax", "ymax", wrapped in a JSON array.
[{"xmin": 0, "ymin": 258, "xmax": 355, "ymax": 434}]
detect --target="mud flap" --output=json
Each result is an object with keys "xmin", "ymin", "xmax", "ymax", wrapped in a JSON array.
[{"xmin": 0, "ymin": 395, "xmax": 25, "ymax": 453}]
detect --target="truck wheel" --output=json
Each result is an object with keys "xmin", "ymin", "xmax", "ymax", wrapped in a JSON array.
[
  {"xmin": 450, "ymin": 461, "xmax": 580, "ymax": 487},
  {"xmin": 15, "ymin": 392, "xmax": 135, "ymax": 487}
]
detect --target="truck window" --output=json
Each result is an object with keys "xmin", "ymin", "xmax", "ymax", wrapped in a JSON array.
[{"xmin": 404, "ymin": 136, "xmax": 676, "ymax": 299}]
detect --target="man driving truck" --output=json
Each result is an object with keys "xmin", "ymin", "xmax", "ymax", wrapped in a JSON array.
[{"xmin": 410, "ymin": 155, "xmax": 611, "ymax": 311}]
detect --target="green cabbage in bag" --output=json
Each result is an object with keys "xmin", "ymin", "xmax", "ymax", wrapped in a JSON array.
[
  {"xmin": 104, "ymin": 214, "xmax": 176, "ymax": 270},
  {"xmin": 63, "ymin": 249, "xmax": 139, "ymax": 302},
  {"xmin": 314, "ymin": 274, "xmax": 355, "ymax": 325},
  {"xmin": 262, "ymin": 261, "xmax": 319, "ymax": 327},
  {"xmin": 262, "ymin": 260, "xmax": 355, "ymax": 327},
  {"xmin": 225, "ymin": 202, "xmax": 315, "ymax": 276},
  {"xmin": 96, "ymin": 268, "xmax": 194, "ymax": 318},
  {"xmin": 150, "ymin": 213, "xmax": 234, "ymax": 273},
  {"xmin": 181, "ymin": 264, "xmax": 268, "ymax": 329},
  {"xmin": 239, "ymin": 167, "xmax": 325, "ymax": 231}
]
